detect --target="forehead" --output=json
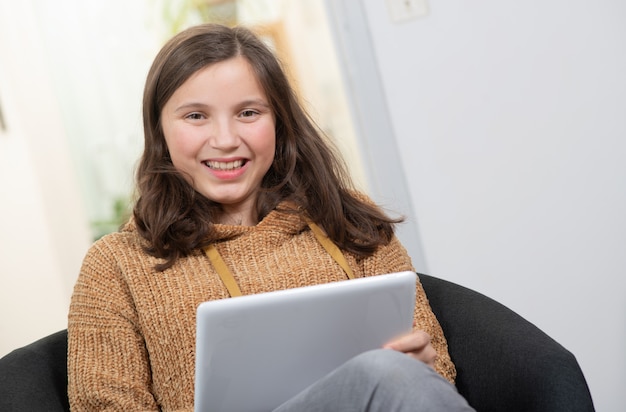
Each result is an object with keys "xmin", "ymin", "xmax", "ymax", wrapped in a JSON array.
[{"xmin": 176, "ymin": 57, "xmax": 266, "ymax": 101}]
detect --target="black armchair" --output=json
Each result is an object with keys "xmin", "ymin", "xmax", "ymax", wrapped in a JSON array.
[
  {"xmin": 0, "ymin": 329, "xmax": 69, "ymax": 411},
  {"xmin": 0, "ymin": 274, "xmax": 594, "ymax": 411},
  {"xmin": 419, "ymin": 274, "xmax": 594, "ymax": 411}
]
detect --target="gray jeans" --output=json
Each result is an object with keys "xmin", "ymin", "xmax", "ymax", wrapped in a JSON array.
[{"xmin": 274, "ymin": 349, "xmax": 475, "ymax": 412}]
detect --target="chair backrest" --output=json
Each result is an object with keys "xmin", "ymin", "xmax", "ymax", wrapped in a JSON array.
[
  {"xmin": 0, "ymin": 330, "xmax": 70, "ymax": 412},
  {"xmin": 419, "ymin": 273, "xmax": 595, "ymax": 412}
]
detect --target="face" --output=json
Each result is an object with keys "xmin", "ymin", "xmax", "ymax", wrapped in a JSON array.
[{"xmin": 161, "ymin": 56, "xmax": 276, "ymax": 225}]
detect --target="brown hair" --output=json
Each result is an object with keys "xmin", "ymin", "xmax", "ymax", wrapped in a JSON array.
[{"xmin": 134, "ymin": 23, "xmax": 401, "ymax": 270}]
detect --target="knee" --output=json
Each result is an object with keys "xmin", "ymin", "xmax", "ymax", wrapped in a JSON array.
[
  {"xmin": 329, "ymin": 350, "xmax": 472, "ymax": 411},
  {"xmin": 349, "ymin": 349, "xmax": 410, "ymax": 370}
]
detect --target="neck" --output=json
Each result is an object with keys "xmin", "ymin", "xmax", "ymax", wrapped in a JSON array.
[{"xmin": 217, "ymin": 208, "xmax": 257, "ymax": 226}]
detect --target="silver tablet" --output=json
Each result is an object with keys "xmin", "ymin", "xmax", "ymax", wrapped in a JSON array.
[{"xmin": 194, "ymin": 271, "xmax": 417, "ymax": 412}]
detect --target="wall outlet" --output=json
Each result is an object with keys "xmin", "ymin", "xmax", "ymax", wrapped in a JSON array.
[{"xmin": 386, "ymin": 0, "xmax": 430, "ymax": 23}]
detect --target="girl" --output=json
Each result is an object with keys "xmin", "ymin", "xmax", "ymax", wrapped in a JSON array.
[{"xmin": 68, "ymin": 24, "xmax": 473, "ymax": 411}]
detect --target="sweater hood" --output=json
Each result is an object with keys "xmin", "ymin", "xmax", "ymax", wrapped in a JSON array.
[
  {"xmin": 211, "ymin": 201, "xmax": 307, "ymax": 241},
  {"xmin": 121, "ymin": 201, "xmax": 308, "ymax": 242}
]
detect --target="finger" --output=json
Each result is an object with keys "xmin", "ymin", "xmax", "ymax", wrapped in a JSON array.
[
  {"xmin": 384, "ymin": 330, "xmax": 431, "ymax": 352},
  {"xmin": 407, "ymin": 344, "xmax": 438, "ymax": 368}
]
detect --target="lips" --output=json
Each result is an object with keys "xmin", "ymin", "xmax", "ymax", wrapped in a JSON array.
[{"xmin": 203, "ymin": 159, "xmax": 247, "ymax": 170}]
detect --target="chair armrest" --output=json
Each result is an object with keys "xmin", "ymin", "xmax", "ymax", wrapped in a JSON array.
[
  {"xmin": 0, "ymin": 330, "xmax": 70, "ymax": 412},
  {"xmin": 419, "ymin": 274, "xmax": 594, "ymax": 412}
]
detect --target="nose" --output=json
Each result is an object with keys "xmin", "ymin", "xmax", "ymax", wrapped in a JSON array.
[{"xmin": 208, "ymin": 117, "xmax": 240, "ymax": 150}]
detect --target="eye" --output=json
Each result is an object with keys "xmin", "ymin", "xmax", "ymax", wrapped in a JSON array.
[
  {"xmin": 239, "ymin": 109, "xmax": 258, "ymax": 118},
  {"xmin": 186, "ymin": 112, "xmax": 205, "ymax": 120}
]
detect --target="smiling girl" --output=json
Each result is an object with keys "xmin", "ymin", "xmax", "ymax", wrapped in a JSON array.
[{"xmin": 67, "ymin": 24, "xmax": 473, "ymax": 411}]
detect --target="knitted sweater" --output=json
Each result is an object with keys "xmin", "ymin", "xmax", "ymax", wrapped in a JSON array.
[{"xmin": 68, "ymin": 202, "xmax": 456, "ymax": 411}]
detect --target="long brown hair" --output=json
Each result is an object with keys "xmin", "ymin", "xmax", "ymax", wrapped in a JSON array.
[{"xmin": 134, "ymin": 24, "xmax": 401, "ymax": 270}]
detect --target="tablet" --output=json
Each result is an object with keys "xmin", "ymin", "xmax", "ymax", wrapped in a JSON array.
[{"xmin": 194, "ymin": 270, "xmax": 417, "ymax": 412}]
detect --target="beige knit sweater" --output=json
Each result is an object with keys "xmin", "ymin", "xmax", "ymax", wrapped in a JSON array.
[{"xmin": 68, "ymin": 202, "xmax": 456, "ymax": 411}]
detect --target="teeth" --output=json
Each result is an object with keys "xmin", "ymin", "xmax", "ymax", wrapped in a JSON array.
[{"xmin": 204, "ymin": 160, "xmax": 245, "ymax": 170}]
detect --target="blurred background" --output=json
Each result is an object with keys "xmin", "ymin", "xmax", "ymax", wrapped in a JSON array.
[{"xmin": 1, "ymin": 0, "xmax": 625, "ymax": 410}]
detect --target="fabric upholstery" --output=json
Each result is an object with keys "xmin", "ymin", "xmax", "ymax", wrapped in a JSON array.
[
  {"xmin": 0, "ymin": 330, "xmax": 69, "ymax": 412},
  {"xmin": 0, "ymin": 275, "xmax": 595, "ymax": 411},
  {"xmin": 419, "ymin": 273, "xmax": 595, "ymax": 412}
]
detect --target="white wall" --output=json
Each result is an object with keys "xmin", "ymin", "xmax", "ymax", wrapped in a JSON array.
[
  {"xmin": 356, "ymin": 0, "xmax": 625, "ymax": 410},
  {"xmin": 0, "ymin": 0, "xmax": 163, "ymax": 357},
  {"xmin": 0, "ymin": 0, "xmax": 92, "ymax": 356}
]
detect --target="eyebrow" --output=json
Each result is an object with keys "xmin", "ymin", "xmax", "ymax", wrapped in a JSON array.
[
  {"xmin": 173, "ymin": 102, "xmax": 209, "ymax": 113},
  {"xmin": 174, "ymin": 99, "xmax": 270, "ymax": 113},
  {"xmin": 240, "ymin": 99, "xmax": 271, "ymax": 109}
]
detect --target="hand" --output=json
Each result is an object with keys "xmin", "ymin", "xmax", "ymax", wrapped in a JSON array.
[{"xmin": 382, "ymin": 330, "xmax": 437, "ymax": 368}]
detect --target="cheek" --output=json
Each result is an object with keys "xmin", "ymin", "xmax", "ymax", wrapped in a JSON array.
[
  {"xmin": 163, "ymin": 126, "xmax": 195, "ymax": 160},
  {"xmin": 162, "ymin": 125, "xmax": 177, "ymax": 157},
  {"xmin": 259, "ymin": 132, "xmax": 277, "ymax": 167},
  {"xmin": 256, "ymin": 122, "xmax": 277, "ymax": 158},
  {"xmin": 164, "ymin": 139, "xmax": 196, "ymax": 186}
]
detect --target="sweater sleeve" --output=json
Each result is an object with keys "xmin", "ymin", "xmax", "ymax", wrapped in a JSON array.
[
  {"xmin": 67, "ymin": 239, "xmax": 160, "ymax": 411},
  {"xmin": 359, "ymin": 235, "xmax": 457, "ymax": 384}
]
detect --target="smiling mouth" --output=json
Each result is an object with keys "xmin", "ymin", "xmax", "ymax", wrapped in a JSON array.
[{"xmin": 203, "ymin": 160, "xmax": 247, "ymax": 170}]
